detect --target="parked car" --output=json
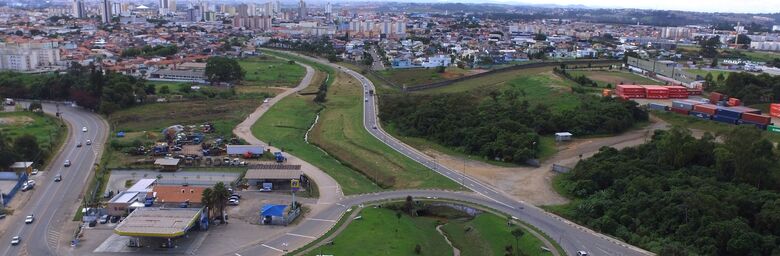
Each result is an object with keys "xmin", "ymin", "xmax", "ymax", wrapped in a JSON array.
[
  {"xmin": 64, "ymin": 160, "xmax": 71, "ymax": 167},
  {"xmin": 110, "ymin": 216, "xmax": 120, "ymax": 223},
  {"xmin": 10, "ymin": 236, "xmax": 20, "ymax": 245},
  {"xmin": 54, "ymin": 174, "xmax": 62, "ymax": 182},
  {"xmin": 230, "ymin": 193, "xmax": 241, "ymax": 199},
  {"xmin": 82, "ymin": 126, "xmax": 88, "ymax": 132},
  {"xmin": 98, "ymin": 215, "xmax": 109, "ymax": 224},
  {"xmin": 228, "ymin": 199, "xmax": 239, "ymax": 205},
  {"xmin": 24, "ymin": 215, "xmax": 34, "ymax": 224},
  {"xmin": 76, "ymin": 142, "xmax": 82, "ymax": 147},
  {"xmin": 30, "ymin": 169, "xmax": 38, "ymax": 175}
]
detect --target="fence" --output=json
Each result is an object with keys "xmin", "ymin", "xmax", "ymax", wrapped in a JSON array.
[
  {"xmin": 626, "ymin": 56, "xmax": 699, "ymax": 85},
  {"xmin": 404, "ymin": 59, "xmax": 620, "ymax": 92},
  {"xmin": 1, "ymin": 173, "xmax": 28, "ymax": 206},
  {"xmin": 247, "ymin": 164, "xmax": 302, "ymax": 170}
]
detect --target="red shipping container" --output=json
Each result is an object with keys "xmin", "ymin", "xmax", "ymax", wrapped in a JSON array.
[
  {"xmin": 670, "ymin": 107, "xmax": 689, "ymax": 115},
  {"xmin": 742, "ymin": 113, "xmax": 771, "ymax": 125},
  {"xmin": 728, "ymin": 98, "xmax": 741, "ymax": 106},
  {"xmin": 666, "ymin": 85, "xmax": 688, "ymax": 93},
  {"xmin": 770, "ymin": 103, "xmax": 780, "ymax": 118},
  {"xmin": 709, "ymin": 92, "xmax": 724, "ymax": 103},
  {"xmin": 694, "ymin": 104, "xmax": 718, "ymax": 115}
]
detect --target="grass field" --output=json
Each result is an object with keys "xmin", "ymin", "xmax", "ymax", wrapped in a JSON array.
[
  {"xmin": 309, "ymin": 71, "xmax": 461, "ymax": 190},
  {"xmin": 375, "ymin": 67, "xmax": 471, "ymax": 87},
  {"xmin": 251, "ymin": 94, "xmax": 380, "ymax": 195},
  {"xmin": 239, "ymin": 56, "xmax": 306, "ymax": 87},
  {"xmin": 108, "ymin": 99, "xmax": 258, "ymax": 139},
  {"xmin": 418, "ymin": 67, "xmax": 553, "ymax": 94},
  {"xmin": 682, "ymin": 69, "xmax": 735, "ymax": 80},
  {"xmin": 567, "ymin": 70, "xmax": 662, "ymax": 87},
  {"xmin": 337, "ymin": 62, "xmax": 401, "ymax": 94},
  {"xmin": 307, "ymin": 206, "xmax": 551, "ymax": 256},
  {"xmin": 0, "ymin": 111, "xmax": 65, "ymax": 157}
]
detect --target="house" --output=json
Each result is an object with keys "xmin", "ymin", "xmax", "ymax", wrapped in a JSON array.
[
  {"xmin": 152, "ymin": 185, "xmax": 207, "ymax": 208},
  {"xmin": 107, "ymin": 191, "xmax": 146, "ymax": 216},
  {"xmin": 244, "ymin": 169, "xmax": 304, "ymax": 191},
  {"xmin": 149, "ymin": 69, "xmax": 207, "ymax": 83},
  {"xmin": 9, "ymin": 162, "xmax": 33, "ymax": 174},
  {"xmin": 154, "ymin": 158, "xmax": 181, "ymax": 172}
]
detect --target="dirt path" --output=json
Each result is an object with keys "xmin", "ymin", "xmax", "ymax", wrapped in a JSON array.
[
  {"xmin": 436, "ymin": 224, "xmax": 461, "ymax": 256},
  {"xmin": 424, "ymin": 116, "xmax": 683, "ymax": 206}
]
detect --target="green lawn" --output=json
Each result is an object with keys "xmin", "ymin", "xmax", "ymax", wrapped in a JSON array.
[
  {"xmin": 682, "ymin": 69, "xmax": 734, "ymax": 80},
  {"xmin": 251, "ymin": 94, "xmax": 380, "ymax": 195},
  {"xmin": 375, "ymin": 67, "xmax": 470, "ymax": 87},
  {"xmin": 239, "ymin": 56, "xmax": 306, "ymax": 87},
  {"xmin": 309, "ymin": 71, "xmax": 461, "ymax": 190},
  {"xmin": 419, "ymin": 67, "xmax": 552, "ymax": 94},
  {"xmin": 566, "ymin": 70, "xmax": 662, "ymax": 87},
  {"xmin": 0, "ymin": 111, "xmax": 65, "ymax": 155},
  {"xmin": 307, "ymin": 206, "xmax": 552, "ymax": 256}
]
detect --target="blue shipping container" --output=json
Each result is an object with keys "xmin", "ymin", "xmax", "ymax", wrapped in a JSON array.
[
  {"xmin": 716, "ymin": 107, "xmax": 742, "ymax": 119},
  {"xmin": 672, "ymin": 101, "xmax": 696, "ymax": 110},
  {"xmin": 737, "ymin": 121, "xmax": 767, "ymax": 130},
  {"xmin": 689, "ymin": 111, "xmax": 711, "ymax": 120},
  {"xmin": 713, "ymin": 115, "xmax": 738, "ymax": 124},
  {"xmin": 647, "ymin": 103, "xmax": 667, "ymax": 111}
]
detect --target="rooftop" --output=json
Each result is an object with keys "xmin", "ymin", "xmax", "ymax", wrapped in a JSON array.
[
  {"xmin": 152, "ymin": 185, "xmax": 206, "ymax": 204},
  {"xmin": 10, "ymin": 162, "xmax": 33, "ymax": 168},
  {"xmin": 245, "ymin": 169, "xmax": 302, "ymax": 180},
  {"xmin": 114, "ymin": 207, "xmax": 202, "ymax": 238},
  {"xmin": 154, "ymin": 158, "xmax": 181, "ymax": 166},
  {"xmin": 109, "ymin": 191, "xmax": 142, "ymax": 204},
  {"xmin": 127, "ymin": 178, "xmax": 157, "ymax": 193}
]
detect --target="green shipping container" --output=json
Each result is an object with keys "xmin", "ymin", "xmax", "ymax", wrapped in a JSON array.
[{"xmin": 768, "ymin": 125, "xmax": 780, "ymax": 133}]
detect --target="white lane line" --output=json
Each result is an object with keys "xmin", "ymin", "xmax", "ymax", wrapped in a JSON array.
[
  {"xmin": 261, "ymin": 244, "xmax": 283, "ymax": 252},
  {"xmin": 287, "ymin": 233, "xmax": 316, "ymax": 239},
  {"xmin": 307, "ymin": 218, "xmax": 337, "ymax": 223}
]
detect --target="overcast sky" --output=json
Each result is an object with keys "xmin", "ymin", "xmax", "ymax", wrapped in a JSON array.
[{"xmin": 487, "ymin": 0, "xmax": 780, "ymax": 14}]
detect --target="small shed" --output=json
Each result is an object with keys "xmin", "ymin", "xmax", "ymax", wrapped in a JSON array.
[
  {"xmin": 554, "ymin": 132, "xmax": 573, "ymax": 142},
  {"xmin": 10, "ymin": 162, "xmax": 33, "ymax": 174},
  {"xmin": 244, "ymin": 169, "xmax": 303, "ymax": 191},
  {"xmin": 154, "ymin": 158, "xmax": 181, "ymax": 172},
  {"xmin": 260, "ymin": 204, "xmax": 288, "ymax": 225}
]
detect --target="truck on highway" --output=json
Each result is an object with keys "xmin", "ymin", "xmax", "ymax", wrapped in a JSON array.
[
  {"xmin": 274, "ymin": 152, "xmax": 286, "ymax": 163},
  {"xmin": 368, "ymin": 89, "xmax": 374, "ymax": 96}
]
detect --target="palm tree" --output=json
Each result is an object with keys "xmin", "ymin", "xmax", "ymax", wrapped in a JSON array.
[
  {"xmin": 201, "ymin": 188, "xmax": 213, "ymax": 221},
  {"xmin": 212, "ymin": 182, "xmax": 230, "ymax": 223},
  {"xmin": 511, "ymin": 228, "xmax": 525, "ymax": 256}
]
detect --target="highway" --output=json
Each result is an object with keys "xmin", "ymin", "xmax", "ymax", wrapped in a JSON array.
[
  {"xmin": 0, "ymin": 102, "xmax": 108, "ymax": 256},
  {"xmin": 236, "ymin": 51, "xmax": 654, "ymax": 256}
]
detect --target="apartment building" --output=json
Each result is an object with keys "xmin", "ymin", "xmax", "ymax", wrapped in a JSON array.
[{"xmin": 0, "ymin": 42, "xmax": 61, "ymax": 72}]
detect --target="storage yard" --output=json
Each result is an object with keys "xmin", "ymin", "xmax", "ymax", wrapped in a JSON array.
[{"xmin": 644, "ymin": 92, "xmax": 776, "ymax": 133}]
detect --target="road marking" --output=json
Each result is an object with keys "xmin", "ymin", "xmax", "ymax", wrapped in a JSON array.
[
  {"xmin": 287, "ymin": 233, "xmax": 316, "ymax": 239},
  {"xmin": 335, "ymin": 203, "xmax": 345, "ymax": 207},
  {"xmin": 307, "ymin": 218, "xmax": 337, "ymax": 223},
  {"xmin": 261, "ymin": 244, "xmax": 283, "ymax": 252}
]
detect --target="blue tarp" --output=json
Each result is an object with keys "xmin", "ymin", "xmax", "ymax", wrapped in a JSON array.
[
  {"xmin": 260, "ymin": 204, "xmax": 287, "ymax": 217},
  {"xmin": 116, "ymin": 132, "xmax": 125, "ymax": 137},
  {"xmin": 0, "ymin": 172, "xmax": 19, "ymax": 180}
]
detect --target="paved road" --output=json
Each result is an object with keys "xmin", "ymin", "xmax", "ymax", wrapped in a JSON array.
[{"xmin": 0, "ymin": 102, "xmax": 108, "ymax": 256}]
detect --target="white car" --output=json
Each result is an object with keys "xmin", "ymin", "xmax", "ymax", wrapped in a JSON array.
[
  {"xmin": 24, "ymin": 215, "xmax": 34, "ymax": 224},
  {"xmin": 577, "ymin": 251, "xmax": 588, "ymax": 256},
  {"xmin": 86, "ymin": 140, "xmax": 92, "ymax": 145},
  {"xmin": 10, "ymin": 236, "xmax": 20, "ymax": 246},
  {"xmin": 64, "ymin": 160, "xmax": 71, "ymax": 167},
  {"xmin": 82, "ymin": 126, "xmax": 88, "ymax": 132},
  {"xmin": 30, "ymin": 169, "xmax": 38, "ymax": 175},
  {"xmin": 228, "ymin": 199, "xmax": 239, "ymax": 205}
]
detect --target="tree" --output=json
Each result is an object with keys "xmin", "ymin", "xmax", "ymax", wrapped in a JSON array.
[
  {"xmin": 436, "ymin": 66, "xmax": 446, "ymax": 73},
  {"xmin": 13, "ymin": 134, "xmax": 41, "ymax": 162},
  {"xmin": 533, "ymin": 33, "xmax": 547, "ymax": 41},
  {"xmin": 727, "ymin": 34, "xmax": 752, "ymax": 46},
  {"xmin": 511, "ymin": 228, "xmax": 525, "ymax": 256},
  {"xmin": 211, "ymin": 182, "xmax": 231, "ymax": 223},
  {"xmin": 205, "ymin": 57, "xmax": 245, "ymax": 85},
  {"xmin": 414, "ymin": 244, "xmax": 422, "ymax": 254},
  {"xmin": 699, "ymin": 36, "xmax": 721, "ymax": 58},
  {"xmin": 403, "ymin": 195, "xmax": 414, "ymax": 215},
  {"xmin": 159, "ymin": 85, "xmax": 170, "ymax": 94},
  {"xmin": 201, "ymin": 188, "xmax": 214, "ymax": 220},
  {"xmin": 710, "ymin": 58, "xmax": 719, "ymax": 68}
]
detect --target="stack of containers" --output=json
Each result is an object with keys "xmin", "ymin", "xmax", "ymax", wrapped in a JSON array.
[
  {"xmin": 709, "ymin": 92, "xmax": 725, "ymax": 105},
  {"xmin": 740, "ymin": 112, "xmax": 771, "ymax": 129},
  {"xmin": 691, "ymin": 103, "xmax": 717, "ymax": 120},
  {"xmin": 642, "ymin": 85, "xmax": 669, "ymax": 99},
  {"xmin": 728, "ymin": 98, "xmax": 741, "ymax": 106},
  {"xmin": 713, "ymin": 106, "xmax": 759, "ymax": 124},
  {"xmin": 671, "ymin": 99, "xmax": 700, "ymax": 115},
  {"xmin": 666, "ymin": 85, "xmax": 689, "ymax": 98},
  {"xmin": 647, "ymin": 103, "xmax": 668, "ymax": 111},
  {"xmin": 616, "ymin": 85, "xmax": 646, "ymax": 98}
]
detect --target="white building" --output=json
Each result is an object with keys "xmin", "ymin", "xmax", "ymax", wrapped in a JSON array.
[
  {"xmin": 750, "ymin": 41, "xmax": 780, "ymax": 52},
  {"xmin": 159, "ymin": 0, "xmax": 176, "ymax": 15},
  {"xmin": 0, "ymin": 42, "xmax": 61, "ymax": 72},
  {"xmin": 72, "ymin": 0, "xmax": 86, "ymax": 19}
]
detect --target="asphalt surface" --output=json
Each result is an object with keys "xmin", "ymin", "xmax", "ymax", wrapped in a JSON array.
[
  {"xmin": 0, "ymin": 102, "xmax": 108, "ymax": 256},
  {"xmin": 234, "ymin": 51, "xmax": 655, "ymax": 256}
]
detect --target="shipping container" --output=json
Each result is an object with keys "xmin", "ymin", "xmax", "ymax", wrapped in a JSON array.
[
  {"xmin": 647, "ymin": 103, "xmax": 668, "ymax": 111},
  {"xmin": 687, "ymin": 89, "xmax": 703, "ymax": 95},
  {"xmin": 693, "ymin": 104, "xmax": 718, "ymax": 115},
  {"xmin": 643, "ymin": 85, "xmax": 669, "ymax": 99},
  {"xmin": 689, "ymin": 111, "xmax": 712, "ymax": 120},
  {"xmin": 771, "ymin": 103, "xmax": 780, "ymax": 118},
  {"xmin": 729, "ymin": 106, "xmax": 761, "ymax": 114},
  {"xmin": 741, "ymin": 112, "xmax": 771, "ymax": 125},
  {"xmin": 713, "ymin": 115, "xmax": 738, "ymax": 124},
  {"xmin": 738, "ymin": 121, "xmax": 767, "ymax": 130},
  {"xmin": 768, "ymin": 125, "xmax": 780, "ymax": 133},
  {"xmin": 672, "ymin": 100, "xmax": 699, "ymax": 110},
  {"xmin": 616, "ymin": 85, "xmax": 646, "ymax": 98},
  {"xmin": 728, "ymin": 98, "xmax": 741, "ymax": 106},
  {"xmin": 709, "ymin": 92, "xmax": 725, "ymax": 103},
  {"xmin": 602, "ymin": 89, "xmax": 612, "ymax": 97},
  {"xmin": 716, "ymin": 107, "xmax": 743, "ymax": 119},
  {"xmin": 670, "ymin": 107, "xmax": 689, "ymax": 115}
]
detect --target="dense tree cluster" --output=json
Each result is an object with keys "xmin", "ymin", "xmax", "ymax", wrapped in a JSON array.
[
  {"xmin": 0, "ymin": 63, "xmax": 148, "ymax": 114},
  {"xmin": 204, "ymin": 57, "xmax": 245, "ymax": 84},
  {"xmin": 557, "ymin": 127, "xmax": 780, "ymax": 255},
  {"xmin": 707, "ymin": 71, "xmax": 780, "ymax": 105},
  {"xmin": 699, "ymin": 36, "xmax": 722, "ymax": 58},
  {"xmin": 0, "ymin": 132, "xmax": 43, "ymax": 170},
  {"xmin": 380, "ymin": 91, "xmax": 646, "ymax": 164},
  {"xmin": 120, "ymin": 44, "xmax": 179, "ymax": 58}
]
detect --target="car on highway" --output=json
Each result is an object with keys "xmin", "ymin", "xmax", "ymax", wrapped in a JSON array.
[
  {"xmin": 263, "ymin": 98, "xmax": 270, "ymax": 103},
  {"xmin": 577, "ymin": 251, "xmax": 589, "ymax": 256},
  {"xmin": 372, "ymin": 126, "xmax": 377, "ymax": 129},
  {"xmin": 82, "ymin": 126, "xmax": 88, "ymax": 132},
  {"xmin": 54, "ymin": 174, "xmax": 62, "ymax": 182},
  {"xmin": 64, "ymin": 160, "xmax": 71, "ymax": 167},
  {"xmin": 76, "ymin": 142, "xmax": 82, "ymax": 147},
  {"xmin": 24, "ymin": 214, "xmax": 34, "ymax": 224},
  {"xmin": 365, "ymin": 98, "xmax": 368, "ymax": 102},
  {"xmin": 86, "ymin": 140, "xmax": 92, "ymax": 145},
  {"xmin": 10, "ymin": 236, "xmax": 20, "ymax": 246}
]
